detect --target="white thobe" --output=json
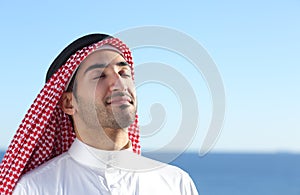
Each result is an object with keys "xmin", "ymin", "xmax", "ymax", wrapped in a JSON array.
[{"xmin": 13, "ymin": 139, "xmax": 198, "ymax": 195}]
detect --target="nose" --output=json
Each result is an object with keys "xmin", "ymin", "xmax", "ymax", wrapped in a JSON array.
[{"xmin": 108, "ymin": 72, "xmax": 126, "ymax": 92}]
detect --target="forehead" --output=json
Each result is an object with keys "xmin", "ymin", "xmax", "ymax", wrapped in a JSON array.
[{"xmin": 80, "ymin": 49, "xmax": 125, "ymax": 68}]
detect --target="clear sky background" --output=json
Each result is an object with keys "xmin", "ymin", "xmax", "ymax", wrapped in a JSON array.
[{"xmin": 0, "ymin": 1, "xmax": 299, "ymax": 153}]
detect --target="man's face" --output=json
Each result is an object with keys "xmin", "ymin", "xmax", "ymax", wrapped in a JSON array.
[{"xmin": 72, "ymin": 49, "xmax": 137, "ymax": 132}]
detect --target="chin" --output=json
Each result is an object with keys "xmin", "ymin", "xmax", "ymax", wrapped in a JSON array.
[{"xmin": 104, "ymin": 108, "xmax": 136, "ymax": 129}]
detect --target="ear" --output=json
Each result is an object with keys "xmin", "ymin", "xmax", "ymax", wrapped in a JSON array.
[{"xmin": 60, "ymin": 92, "xmax": 75, "ymax": 115}]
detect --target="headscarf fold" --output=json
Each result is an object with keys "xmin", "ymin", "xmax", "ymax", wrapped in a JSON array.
[{"xmin": 0, "ymin": 35, "xmax": 140, "ymax": 194}]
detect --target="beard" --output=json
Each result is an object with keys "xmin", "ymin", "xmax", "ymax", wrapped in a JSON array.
[
  {"xmin": 76, "ymin": 95, "xmax": 136, "ymax": 130},
  {"xmin": 96, "ymin": 103, "xmax": 136, "ymax": 129}
]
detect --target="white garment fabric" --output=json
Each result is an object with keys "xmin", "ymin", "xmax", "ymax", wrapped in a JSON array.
[{"xmin": 13, "ymin": 139, "xmax": 198, "ymax": 195}]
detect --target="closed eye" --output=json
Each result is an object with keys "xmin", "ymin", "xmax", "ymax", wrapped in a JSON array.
[
  {"xmin": 119, "ymin": 70, "xmax": 131, "ymax": 78},
  {"xmin": 93, "ymin": 73, "xmax": 106, "ymax": 80}
]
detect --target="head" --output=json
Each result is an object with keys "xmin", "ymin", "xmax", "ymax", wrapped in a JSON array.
[
  {"xmin": 46, "ymin": 34, "xmax": 139, "ymax": 149},
  {"xmin": 61, "ymin": 49, "xmax": 137, "ymax": 145}
]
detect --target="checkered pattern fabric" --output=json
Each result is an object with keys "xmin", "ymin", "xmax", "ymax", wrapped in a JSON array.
[{"xmin": 0, "ymin": 38, "xmax": 141, "ymax": 194}]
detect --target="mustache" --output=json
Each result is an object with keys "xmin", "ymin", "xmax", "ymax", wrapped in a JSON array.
[{"xmin": 105, "ymin": 91, "xmax": 134, "ymax": 104}]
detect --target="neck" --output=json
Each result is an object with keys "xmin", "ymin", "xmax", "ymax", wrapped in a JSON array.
[{"xmin": 75, "ymin": 126, "xmax": 130, "ymax": 151}]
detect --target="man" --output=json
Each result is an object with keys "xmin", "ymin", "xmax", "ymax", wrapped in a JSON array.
[{"xmin": 0, "ymin": 34, "xmax": 198, "ymax": 194}]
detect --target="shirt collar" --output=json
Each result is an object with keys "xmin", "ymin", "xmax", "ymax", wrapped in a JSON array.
[
  {"xmin": 68, "ymin": 138, "xmax": 163, "ymax": 172},
  {"xmin": 68, "ymin": 138, "xmax": 133, "ymax": 169}
]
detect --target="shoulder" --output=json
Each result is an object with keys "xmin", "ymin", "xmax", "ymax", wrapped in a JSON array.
[
  {"xmin": 141, "ymin": 155, "xmax": 193, "ymax": 181},
  {"xmin": 21, "ymin": 152, "xmax": 70, "ymax": 179},
  {"xmin": 125, "ymin": 153, "xmax": 199, "ymax": 194},
  {"xmin": 117, "ymin": 151, "xmax": 192, "ymax": 177},
  {"xmin": 145, "ymin": 158, "xmax": 199, "ymax": 194},
  {"xmin": 13, "ymin": 152, "xmax": 72, "ymax": 194}
]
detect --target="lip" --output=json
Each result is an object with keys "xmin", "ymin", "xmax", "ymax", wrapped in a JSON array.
[
  {"xmin": 107, "ymin": 96, "xmax": 132, "ymax": 105},
  {"xmin": 105, "ymin": 93, "xmax": 134, "ymax": 106}
]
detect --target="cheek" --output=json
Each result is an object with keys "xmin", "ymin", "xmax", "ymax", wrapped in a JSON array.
[
  {"xmin": 77, "ymin": 79, "xmax": 100, "ymax": 99},
  {"xmin": 127, "ymin": 80, "xmax": 136, "ymax": 96},
  {"xmin": 95, "ymin": 81, "xmax": 109, "ymax": 98}
]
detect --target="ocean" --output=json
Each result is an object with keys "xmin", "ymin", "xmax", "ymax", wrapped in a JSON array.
[
  {"xmin": 1, "ymin": 151, "xmax": 300, "ymax": 195},
  {"xmin": 168, "ymin": 152, "xmax": 300, "ymax": 195}
]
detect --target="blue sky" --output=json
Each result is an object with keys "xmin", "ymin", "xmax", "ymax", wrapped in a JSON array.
[{"xmin": 0, "ymin": 1, "xmax": 299, "ymax": 153}]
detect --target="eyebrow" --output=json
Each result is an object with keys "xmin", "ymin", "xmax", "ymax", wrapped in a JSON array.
[
  {"xmin": 116, "ymin": 61, "xmax": 130, "ymax": 67},
  {"xmin": 84, "ymin": 61, "xmax": 130, "ymax": 75},
  {"xmin": 83, "ymin": 64, "xmax": 106, "ymax": 75}
]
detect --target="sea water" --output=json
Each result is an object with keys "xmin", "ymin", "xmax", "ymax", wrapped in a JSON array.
[{"xmin": 168, "ymin": 152, "xmax": 300, "ymax": 195}]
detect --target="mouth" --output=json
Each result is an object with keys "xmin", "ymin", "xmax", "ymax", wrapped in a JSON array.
[{"xmin": 105, "ymin": 92, "xmax": 134, "ymax": 106}]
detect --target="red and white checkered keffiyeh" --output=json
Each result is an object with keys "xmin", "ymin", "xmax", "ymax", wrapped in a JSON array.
[{"xmin": 0, "ymin": 37, "xmax": 141, "ymax": 194}]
